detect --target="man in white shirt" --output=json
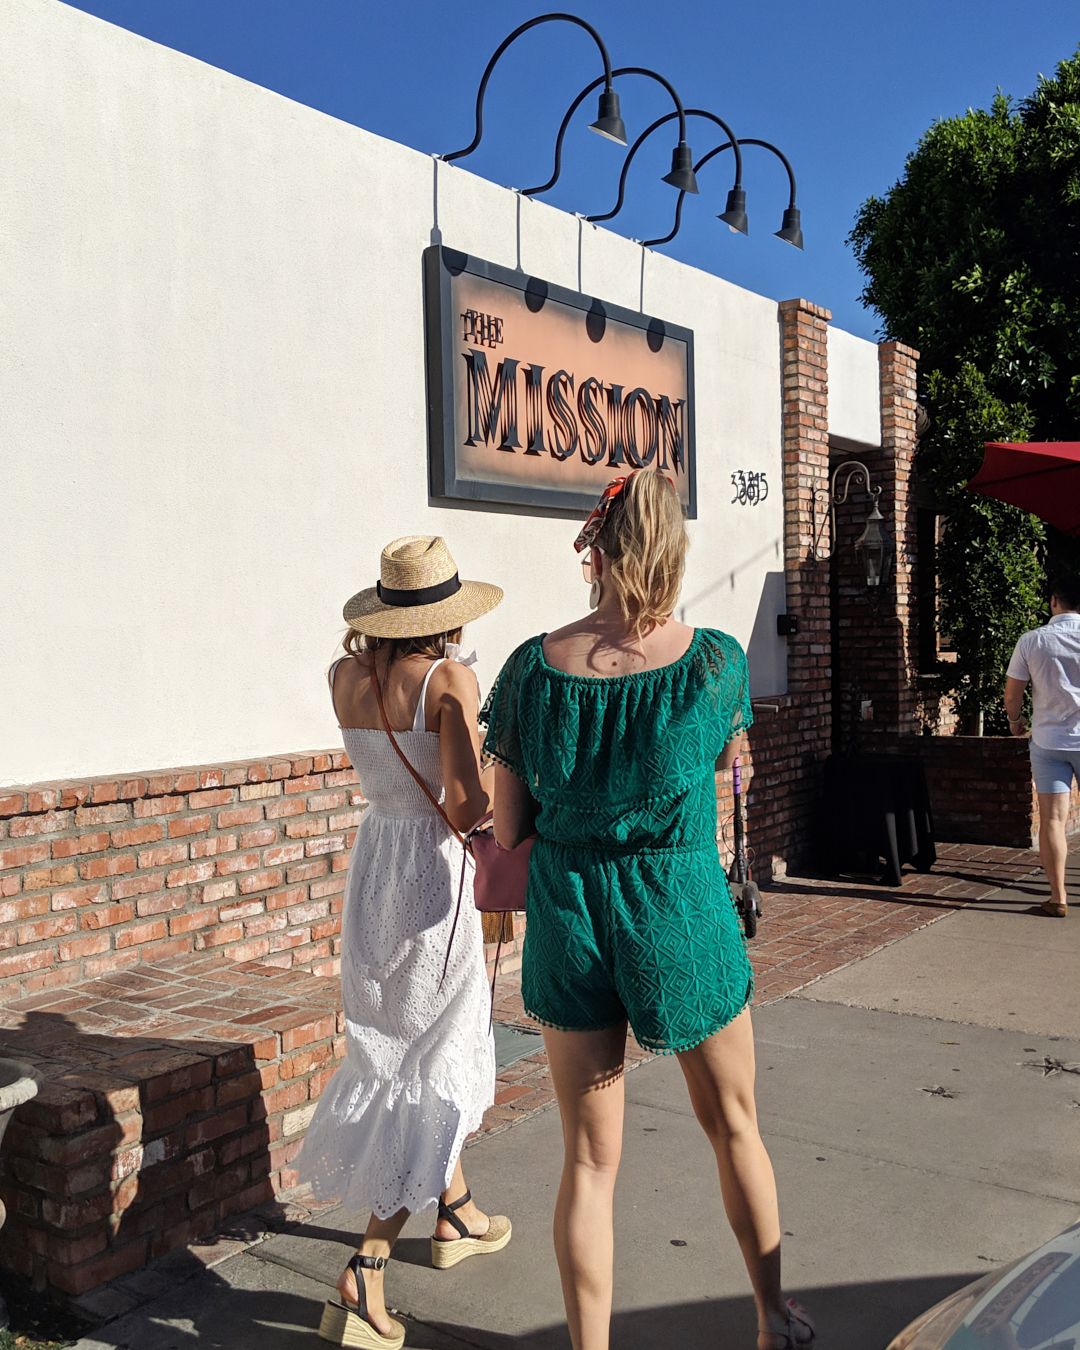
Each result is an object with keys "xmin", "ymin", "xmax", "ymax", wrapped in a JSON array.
[{"xmin": 1004, "ymin": 574, "xmax": 1080, "ymax": 916}]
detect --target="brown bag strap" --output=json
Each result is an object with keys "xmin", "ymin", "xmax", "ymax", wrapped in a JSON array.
[{"xmin": 368, "ymin": 659, "xmax": 464, "ymax": 847}]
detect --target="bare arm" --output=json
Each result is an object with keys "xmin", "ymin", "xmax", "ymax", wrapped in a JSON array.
[
  {"xmin": 493, "ymin": 764, "xmax": 538, "ymax": 850},
  {"xmin": 1004, "ymin": 675, "xmax": 1028, "ymax": 737},
  {"xmin": 715, "ymin": 731, "xmax": 742, "ymax": 773},
  {"xmin": 433, "ymin": 663, "xmax": 490, "ymax": 832}
]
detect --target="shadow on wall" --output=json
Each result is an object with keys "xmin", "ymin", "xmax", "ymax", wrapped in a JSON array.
[
  {"xmin": 50, "ymin": 1268, "xmax": 977, "ymax": 1350},
  {"xmin": 746, "ymin": 571, "xmax": 788, "ymax": 699}
]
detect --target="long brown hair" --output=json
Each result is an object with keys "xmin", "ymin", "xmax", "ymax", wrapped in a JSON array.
[
  {"xmin": 595, "ymin": 471, "xmax": 688, "ymax": 635},
  {"xmin": 342, "ymin": 627, "xmax": 463, "ymax": 668}
]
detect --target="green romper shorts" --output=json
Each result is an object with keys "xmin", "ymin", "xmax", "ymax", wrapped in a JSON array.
[{"xmin": 481, "ymin": 628, "xmax": 754, "ymax": 1055}]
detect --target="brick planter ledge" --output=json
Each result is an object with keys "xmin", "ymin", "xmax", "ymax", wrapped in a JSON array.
[{"xmin": 0, "ymin": 951, "xmax": 343, "ymax": 1297}]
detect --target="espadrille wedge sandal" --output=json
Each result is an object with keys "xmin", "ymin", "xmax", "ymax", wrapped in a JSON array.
[
  {"xmin": 318, "ymin": 1253, "xmax": 405, "ymax": 1349},
  {"xmin": 430, "ymin": 1189, "xmax": 512, "ymax": 1270}
]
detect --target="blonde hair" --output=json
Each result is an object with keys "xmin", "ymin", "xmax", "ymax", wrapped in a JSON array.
[{"xmin": 595, "ymin": 471, "xmax": 688, "ymax": 634}]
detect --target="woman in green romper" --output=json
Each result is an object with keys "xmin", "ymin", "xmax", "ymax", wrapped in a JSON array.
[{"xmin": 482, "ymin": 471, "xmax": 813, "ymax": 1350}]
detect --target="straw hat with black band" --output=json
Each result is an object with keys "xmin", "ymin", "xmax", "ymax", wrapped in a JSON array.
[{"xmin": 343, "ymin": 536, "xmax": 503, "ymax": 638}]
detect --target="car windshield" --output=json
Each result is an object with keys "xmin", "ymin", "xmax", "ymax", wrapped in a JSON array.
[{"xmin": 946, "ymin": 1220, "xmax": 1080, "ymax": 1350}]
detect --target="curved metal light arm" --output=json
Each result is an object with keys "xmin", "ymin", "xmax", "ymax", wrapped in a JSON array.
[
  {"xmin": 737, "ymin": 138, "xmax": 798, "ymax": 208},
  {"xmin": 521, "ymin": 67, "xmax": 702, "ymax": 198},
  {"xmin": 441, "ymin": 13, "xmax": 616, "ymax": 163},
  {"xmin": 521, "ymin": 72, "xmax": 606, "ymax": 195},
  {"xmin": 642, "ymin": 135, "xmax": 799, "ymax": 249},
  {"xmin": 587, "ymin": 107, "xmax": 739, "ymax": 223},
  {"xmin": 812, "ymin": 461, "xmax": 879, "ymax": 562}
]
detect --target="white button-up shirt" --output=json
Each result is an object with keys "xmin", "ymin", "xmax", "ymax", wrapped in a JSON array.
[{"xmin": 1007, "ymin": 612, "xmax": 1080, "ymax": 751}]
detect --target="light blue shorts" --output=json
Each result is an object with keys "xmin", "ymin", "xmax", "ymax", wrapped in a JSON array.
[{"xmin": 1030, "ymin": 740, "xmax": 1080, "ymax": 795}]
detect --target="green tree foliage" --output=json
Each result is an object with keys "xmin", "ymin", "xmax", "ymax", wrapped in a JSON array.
[{"xmin": 850, "ymin": 49, "xmax": 1080, "ymax": 726}]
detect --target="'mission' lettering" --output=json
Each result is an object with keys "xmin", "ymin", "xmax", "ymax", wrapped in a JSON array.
[{"xmin": 462, "ymin": 352, "xmax": 685, "ymax": 473}]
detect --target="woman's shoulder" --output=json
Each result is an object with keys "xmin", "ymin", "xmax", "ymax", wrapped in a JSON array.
[
  {"xmin": 495, "ymin": 634, "xmax": 547, "ymax": 677},
  {"xmin": 695, "ymin": 627, "xmax": 745, "ymax": 656},
  {"xmin": 692, "ymin": 628, "xmax": 748, "ymax": 677}
]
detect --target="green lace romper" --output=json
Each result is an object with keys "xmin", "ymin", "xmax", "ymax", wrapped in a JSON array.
[{"xmin": 480, "ymin": 627, "xmax": 754, "ymax": 1054}]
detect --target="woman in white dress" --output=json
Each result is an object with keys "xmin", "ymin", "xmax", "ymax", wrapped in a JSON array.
[{"xmin": 299, "ymin": 535, "xmax": 512, "ymax": 1350}]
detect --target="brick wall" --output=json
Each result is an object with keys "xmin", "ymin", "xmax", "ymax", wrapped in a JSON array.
[
  {"xmin": 0, "ymin": 756, "xmax": 363, "ymax": 1002},
  {"xmin": 733, "ymin": 300, "xmax": 833, "ymax": 880},
  {"xmin": 875, "ymin": 733, "xmax": 1079, "ymax": 848}
]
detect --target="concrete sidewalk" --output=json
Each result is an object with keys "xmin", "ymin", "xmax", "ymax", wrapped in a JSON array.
[
  {"xmin": 795, "ymin": 850, "xmax": 1080, "ymax": 1038},
  {"xmin": 74, "ymin": 850, "xmax": 1080, "ymax": 1350}
]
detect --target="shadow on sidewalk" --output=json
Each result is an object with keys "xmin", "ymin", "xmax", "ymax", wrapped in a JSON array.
[{"xmin": 72, "ymin": 1265, "xmax": 976, "ymax": 1350}]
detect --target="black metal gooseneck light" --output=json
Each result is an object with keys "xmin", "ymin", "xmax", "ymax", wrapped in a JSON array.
[
  {"xmin": 583, "ymin": 108, "xmax": 742, "ymax": 228},
  {"xmin": 642, "ymin": 135, "xmax": 803, "ymax": 250},
  {"xmin": 521, "ymin": 70, "xmax": 712, "ymax": 200},
  {"xmin": 438, "ymin": 11, "xmax": 804, "ymax": 258},
  {"xmin": 441, "ymin": 13, "xmax": 627, "ymax": 162}
]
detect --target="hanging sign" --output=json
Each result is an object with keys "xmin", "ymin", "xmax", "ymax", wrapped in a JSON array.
[{"xmin": 424, "ymin": 246, "xmax": 696, "ymax": 516}]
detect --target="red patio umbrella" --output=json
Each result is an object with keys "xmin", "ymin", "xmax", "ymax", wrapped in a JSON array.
[{"xmin": 966, "ymin": 442, "xmax": 1080, "ymax": 535}]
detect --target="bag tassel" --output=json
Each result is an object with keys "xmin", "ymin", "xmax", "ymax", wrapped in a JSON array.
[{"xmin": 481, "ymin": 910, "xmax": 515, "ymax": 946}]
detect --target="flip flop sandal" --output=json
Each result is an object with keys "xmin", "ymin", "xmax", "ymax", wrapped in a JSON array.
[
  {"xmin": 777, "ymin": 1300, "xmax": 816, "ymax": 1350},
  {"xmin": 430, "ymin": 1189, "xmax": 513, "ymax": 1270},
  {"xmin": 318, "ymin": 1253, "xmax": 405, "ymax": 1349}
]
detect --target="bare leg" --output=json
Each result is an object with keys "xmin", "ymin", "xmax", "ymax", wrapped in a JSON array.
[
  {"xmin": 678, "ymin": 1009, "xmax": 808, "ymax": 1350},
  {"xmin": 434, "ymin": 1156, "xmax": 492, "ymax": 1240},
  {"xmin": 543, "ymin": 1022, "xmax": 628, "ymax": 1350},
  {"xmin": 1038, "ymin": 792, "xmax": 1071, "ymax": 910},
  {"xmin": 338, "ymin": 1207, "xmax": 409, "ymax": 1337}
]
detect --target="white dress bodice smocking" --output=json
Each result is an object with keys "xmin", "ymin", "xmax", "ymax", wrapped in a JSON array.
[{"xmin": 296, "ymin": 657, "xmax": 495, "ymax": 1217}]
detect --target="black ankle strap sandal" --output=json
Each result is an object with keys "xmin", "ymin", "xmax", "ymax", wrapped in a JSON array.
[
  {"xmin": 435, "ymin": 1189, "xmax": 472, "ymax": 1240},
  {"xmin": 345, "ymin": 1252, "xmax": 387, "ymax": 1312},
  {"xmin": 318, "ymin": 1251, "xmax": 404, "ymax": 1348}
]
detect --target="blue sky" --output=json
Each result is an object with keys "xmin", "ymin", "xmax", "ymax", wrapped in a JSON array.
[{"xmin": 64, "ymin": 0, "xmax": 1078, "ymax": 340}]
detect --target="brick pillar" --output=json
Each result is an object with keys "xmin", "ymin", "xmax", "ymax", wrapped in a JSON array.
[
  {"xmin": 741, "ymin": 300, "xmax": 833, "ymax": 879},
  {"xmin": 781, "ymin": 300, "xmax": 832, "ymax": 695},
  {"xmin": 878, "ymin": 342, "xmax": 921, "ymax": 732},
  {"xmin": 832, "ymin": 341, "xmax": 920, "ymax": 743}
]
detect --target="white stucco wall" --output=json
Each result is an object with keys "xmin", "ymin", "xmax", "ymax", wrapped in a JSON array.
[
  {"xmin": 828, "ymin": 326, "xmax": 882, "ymax": 451},
  {"xmin": 0, "ymin": 0, "xmax": 874, "ymax": 786}
]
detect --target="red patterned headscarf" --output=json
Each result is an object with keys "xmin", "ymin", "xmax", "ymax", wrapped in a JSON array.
[{"xmin": 573, "ymin": 471, "xmax": 675, "ymax": 554}]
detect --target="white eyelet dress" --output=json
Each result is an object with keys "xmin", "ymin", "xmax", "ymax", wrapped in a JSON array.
[{"xmin": 297, "ymin": 659, "xmax": 495, "ymax": 1217}]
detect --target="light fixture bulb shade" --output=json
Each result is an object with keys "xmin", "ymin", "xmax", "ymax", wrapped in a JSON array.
[
  {"xmin": 775, "ymin": 205, "xmax": 804, "ymax": 250},
  {"xmin": 662, "ymin": 143, "xmax": 699, "ymax": 194},
  {"xmin": 718, "ymin": 187, "xmax": 748, "ymax": 236},
  {"xmin": 589, "ymin": 88, "xmax": 627, "ymax": 145}
]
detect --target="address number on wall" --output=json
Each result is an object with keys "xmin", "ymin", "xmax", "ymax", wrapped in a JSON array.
[{"xmin": 731, "ymin": 471, "xmax": 769, "ymax": 505}]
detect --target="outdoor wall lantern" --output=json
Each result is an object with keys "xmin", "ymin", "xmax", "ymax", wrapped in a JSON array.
[
  {"xmin": 817, "ymin": 461, "xmax": 894, "ymax": 591},
  {"xmin": 835, "ymin": 462, "xmax": 893, "ymax": 590},
  {"xmin": 853, "ymin": 494, "xmax": 891, "ymax": 588},
  {"xmin": 441, "ymin": 13, "xmax": 628, "ymax": 164}
]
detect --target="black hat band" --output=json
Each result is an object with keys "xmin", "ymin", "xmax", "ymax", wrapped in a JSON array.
[{"xmin": 376, "ymin": 573, "xmax": 462, "ymax": 607}]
